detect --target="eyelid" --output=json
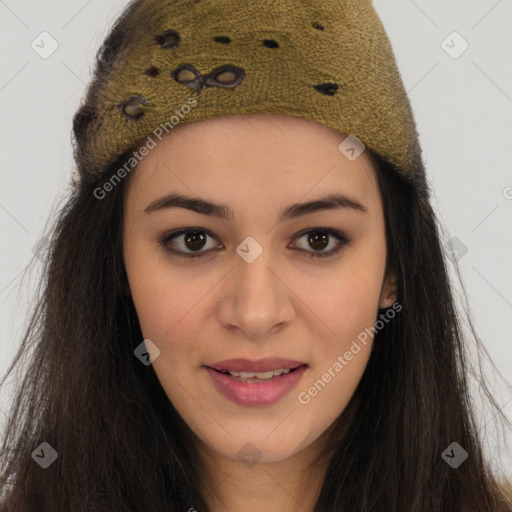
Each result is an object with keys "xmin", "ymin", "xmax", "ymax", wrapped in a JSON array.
[
  {"xmin": 291, "ymin": 228, "xmax": 349, "ymax": 258},
  {"xmin": 159, "ymin": 227, "xmax": 349, "ymax": 259},
  {"xmin": 159, "ymin": 227, "xmax": 221, "ymax": 258}
]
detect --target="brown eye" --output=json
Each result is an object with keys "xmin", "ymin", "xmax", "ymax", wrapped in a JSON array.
[
  {"xmin": 182, "ymin": 231, "xmax": 207, "ymax": 251},
  {"xmin": 160, "ymin": 229, "xmax": 221, "ymax": 259},
  {"xmin": 306, "ymin": 231, "xmax": 330, "ymax": 251},
  {"xmin": 293, "ymin": 229, "xmax": 349, "ymax": 259}
]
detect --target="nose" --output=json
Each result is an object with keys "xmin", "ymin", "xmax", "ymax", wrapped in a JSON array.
[{"xmin": 216, "ymin": 245, "xmax": 295, "ymax": 340}]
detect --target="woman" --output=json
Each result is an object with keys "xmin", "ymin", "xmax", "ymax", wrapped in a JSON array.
[{"xmin": 0, "ymin": 0, "xmax": 510, "ymax": 510}]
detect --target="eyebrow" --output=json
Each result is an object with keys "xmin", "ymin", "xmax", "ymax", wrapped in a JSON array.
[{"xmin": 144, "ymin": 192, "xmax": 367, "ymax": 222}]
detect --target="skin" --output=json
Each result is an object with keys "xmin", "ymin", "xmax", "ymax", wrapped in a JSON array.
[{"xmin": 123, "ymin": 113, "xmax": 396, "ymax": 512}]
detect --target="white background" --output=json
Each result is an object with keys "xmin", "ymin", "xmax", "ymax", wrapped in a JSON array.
[{"xmin": 1, "ymin": 0, "xmax": 511, "ymax": 481}]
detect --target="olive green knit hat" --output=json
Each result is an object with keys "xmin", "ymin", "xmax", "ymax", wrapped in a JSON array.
[{"xmin": 77, "ymin": 0, "xmax": 425, "ymax": 182}]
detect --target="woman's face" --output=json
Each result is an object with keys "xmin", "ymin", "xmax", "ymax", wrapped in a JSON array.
[{"xmin": 123, "ymin": 113, "xmax": 396, "ymax": 467}]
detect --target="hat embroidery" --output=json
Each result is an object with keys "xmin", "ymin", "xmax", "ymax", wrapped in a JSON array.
[
  {"xmin": 119, "ymin": 94, "xmax": 148, "ymax": 120},
  {"xmin": 119, "ymin": 21, "xmax": 338, "ymax": 121}
]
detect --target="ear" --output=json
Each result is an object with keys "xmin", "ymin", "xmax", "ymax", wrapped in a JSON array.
[{"xmin": 379, "ymin": 272, "xmax": 398, "ymax": 309}]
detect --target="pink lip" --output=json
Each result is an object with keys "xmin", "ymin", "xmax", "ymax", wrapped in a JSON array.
[
  {"xmin": 204, "ymin": 365, "xmax": 308, "ymax": 406},
  {"xmin": 207, "ymin": 357, "xmax": 307, "ymax": 372}
]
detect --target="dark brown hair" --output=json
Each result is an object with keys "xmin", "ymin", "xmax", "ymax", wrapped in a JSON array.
[{"xmin": 1, "ymin": 1, "xmax": 511, "ymax": 510}]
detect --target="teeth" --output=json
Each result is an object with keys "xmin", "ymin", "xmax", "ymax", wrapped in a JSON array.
[{"xmin": 222, "ymin": 368, "xmax": 292, "ymax": 379}]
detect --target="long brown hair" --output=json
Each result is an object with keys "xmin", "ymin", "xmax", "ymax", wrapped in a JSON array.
[{"xmin": 1, "ymin": 1, "xmax": 511, "ymax": 510}]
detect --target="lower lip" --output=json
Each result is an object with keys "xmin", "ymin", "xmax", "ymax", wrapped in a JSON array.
[{"xmin": 204, "ymin": 365, "xmax": 308, "ymax": 406}]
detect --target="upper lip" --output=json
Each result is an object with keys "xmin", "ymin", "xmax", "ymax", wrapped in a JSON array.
[{"xmin": 206, "ymin": 357, "xmax": 308, "ymax": 372}]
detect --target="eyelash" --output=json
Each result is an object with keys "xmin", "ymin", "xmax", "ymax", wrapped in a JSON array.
[{"xmin": 158, "ymin": 227, "xmax": 350, "ymax": 260}]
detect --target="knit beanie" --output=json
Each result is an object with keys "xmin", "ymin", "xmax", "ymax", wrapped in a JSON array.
[{"xmin": 74, "ymin": 0, "xmax": 425, "ymax": 186}]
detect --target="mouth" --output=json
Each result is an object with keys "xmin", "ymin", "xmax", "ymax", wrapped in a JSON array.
[
  {"xmin": 206, "ymin": 357, "xmax": 308, "ymax": 374},
  {"xmin": 209, "ymin": 364, "xmax": 308, "ymax": 383},
  {"xmin": 204, "ymin": 363, "xmax": 309, "ymax": 406}
]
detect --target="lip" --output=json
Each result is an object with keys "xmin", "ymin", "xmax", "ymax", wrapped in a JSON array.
[
  {"xmin": 204, "ymin": 364, "xmax": 308, "ymax": 406},
  {"xmin": 207, "ymin": 357, "xmax": 307, "ymax": 372}
]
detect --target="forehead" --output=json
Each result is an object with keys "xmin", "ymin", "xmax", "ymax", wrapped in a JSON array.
[{"xmin": 125, "ymin": 114, "xmax": 381, "ymax": 213}]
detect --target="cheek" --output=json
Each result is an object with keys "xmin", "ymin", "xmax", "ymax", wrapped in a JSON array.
[
  {"xmin": 295, "ymin": 281, "xmax": 378, "ymax": 434},
  {"xmin": 331, "ymin": 272, "xmax": 381, "ymax": 341},
  {"xmin": 124, "ymin": 234, "xmax": 214, "ymax": 348},
  {"xmin": 303, "ymin": 247, "xmax": 385, "ymax": 342},
  {"xmin": 294, "ymin": 243, "xmax": 385, "ymax": 417},
  {"xmin": 128, "ymin": 267, "xmax": 214, "ymax": 347}
]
